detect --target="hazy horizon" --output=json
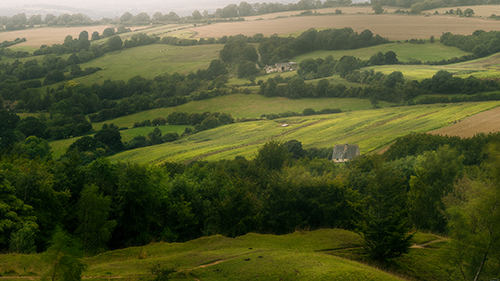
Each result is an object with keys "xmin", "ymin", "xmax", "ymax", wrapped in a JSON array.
[
  {"xmin": 1, "ymin": 0, "xmax": 295, "ymax": 19},
  {"xmin": 1, "ymin": 0, "xmax": 369, "ymax": 20}
]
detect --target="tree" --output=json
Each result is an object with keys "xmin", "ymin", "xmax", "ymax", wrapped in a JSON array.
[
  {"xmin": 119, "ymin": 12, "xmax": 133, "ymax": 22},
  {"xmin": 255, "ymin": 141, "xmax": 290, "ymax": 171},
  {"xmin": 356, "ymin": 156, "xmax": 414, "ymax": 261},
  {"xmin": 410, "ymin": 2, "xmax": 424, "ymax": 14},
  {"xmin": 373, "ymin": 3, "xmax": 383, "ymax": 14},
  {"xmin": 105, "ymin": 36, "xmax": 123, "ymax": 51},
  {"xmin": 335, "ymin": 56, "xmax": 359, "ymax": 77},
  {"xmin": 76, "ymin": 184, "xmax": 116, "ymax": 255},
  {"xmin": 205, "ymin": 59, "xmax": 227, "ymax": 80},
  {"xmin": 10, "ymin": 222, "xmax": 38, "ymax": 254},
  {"xmin": 408, "ymin": 145, "xmax": 463, "ymax": 232},
  {"xmin": 102, "ymin": 27, "xmax": 115, "ymax": 38},
  {"xmin": 463, "ymin": 8, "xmax": 474, "ymax": 17},
  {"xmin": 0, "ymin": 110, "xmax": 20, "ymax": 151},
  {"xmin": 285, "ymin": 140, "xmax": 305, "ymax": 159},
  {"xmin": 18, "ymin": 136, "xmax": 51, "ymax": 159},
  {"xmin": 43, "ymin": 227, "xmax": 87, "ymax": 281},
  {"xmin": 192, "ymin": 10, "xmax": 202, "ymax": 20},
  {"xmin": 94, "ymin": 124, "xmax": 124, "ymax": 153},
  {"xmin": 443, "ymin": 144, "xmax": 500, "ymax": 281},
  {"xmin": 384, "ymin": 51, "xmax": 398, "ymax": 64},
  {"xmin": 76, "ymin": 30, "xmax": 90, "ymax": 51},
  {"xmin": 91, "ymin": 31, "xmax": 100, "ymax": 41},
  {"xmin": 384, "ymin": 71, "xmax": 404, "ymax": 88},
  {"xmin": 237, "ymin": 60, "xmax": 259, "ymax": 78},
  {"xmin": 148, "ymin": 127, "xmax": 163, "ymax": 145},
  {"xmin": 0, "ymin": 172, "xmax": 35, "ymax": 252}
]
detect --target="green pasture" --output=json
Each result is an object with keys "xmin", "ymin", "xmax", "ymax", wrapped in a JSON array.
[
  {"xmin": 73, "ymin": 43, "xmax": 223, "ymax": 85},
  {"xmin": 0, "ymin": 229, "xmax": 450, "ymax": 280},
  {"xmin": 49, "ymin": 125, "xmax": 191, "ymax": 159},
  {"xmin": 107, "ymin": 101, "xmax": 500, "ymax": 164},
  {"xmin": 293, "ymin": 42, "xmax": 470, "ymax": 64}
]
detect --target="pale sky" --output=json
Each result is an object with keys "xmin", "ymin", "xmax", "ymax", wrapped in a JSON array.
[{"xmin": 1, "ymin": 0, "xmax": 295, "ymax": 18}]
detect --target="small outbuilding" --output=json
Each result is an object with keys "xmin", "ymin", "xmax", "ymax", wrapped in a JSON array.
[{"xmin": 332, "ymin": 143, "xmax": 360, "ymax": 163}]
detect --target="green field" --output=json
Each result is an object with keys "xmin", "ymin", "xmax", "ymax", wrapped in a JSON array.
[
  {"xmin": 90, "ymin": 94, "xmax": 382, "ymax": 129},
  {"xmin": 0, "ymin": 229, "xmax": 449, "ymax": 281},
  {"xmin": 106, "ymin": 101, "xmax": 500, "ymax": 164},
  {"xmin": 72, "ymin": 43, "xmax": 223, "ymax": 85},
  {"xmin": 293, "ymin": 42, "xmax": 471, "ymax": 63}
]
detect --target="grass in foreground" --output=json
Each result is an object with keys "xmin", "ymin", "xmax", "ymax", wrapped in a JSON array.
[{"xmin": 0, "ymin": 229, "xmax": 452, "ymax": 280}]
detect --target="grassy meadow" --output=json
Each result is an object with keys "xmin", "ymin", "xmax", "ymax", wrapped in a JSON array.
[
  {"xmin": 105, "ymin": 101, "xmax": 500, "ymax": 164},
  {"xmin": 0, "ymin": 229, "xmax": 450, "ymax": 281},
  {"xmin": 73, "ymin": 43, "xmax": 223, "ymax": 84}
]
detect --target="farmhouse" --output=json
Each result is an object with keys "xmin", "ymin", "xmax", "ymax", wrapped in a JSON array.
[
  {"xmin": 332, "ymin": 143, "xmax": 360, "ymax": 163},
  {"xmin": 265, "ymin": 62, "xmax": 299, "ymax": 73}
]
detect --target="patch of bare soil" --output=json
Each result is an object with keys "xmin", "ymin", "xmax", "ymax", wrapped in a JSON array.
[
  {"xmin": 0, "ymin": 26, "xmax": 146, "ymax": 48},
  {"xmin": 429, "ymin": 106, "xmax": 500, "ymax": 138}
]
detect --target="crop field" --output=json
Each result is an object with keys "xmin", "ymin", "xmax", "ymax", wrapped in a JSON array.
[
  {"xmin": 293, "ymin": 42, "xmax": 470, "ymax": 63},
  {"xmin": 430, "ymin": 105, "xmax": 500, "ymax": 138},
  {"xmin": 0, "ymin": 25, "xmax": 114, "ymax": 47},
  {"xmin": 107, "ymin": 101, "xmax": 500, "ymax": 164},
  {"xmin": 189, "ymin": 13, "xmax": 500, "ymax": 40},
  {"xmin": 73, "ymin": 43, "xmax": 223, "ymax": 84},
  {"xmin": 1, "ymin": 229, "xmax": 451, "ymax": 280}
]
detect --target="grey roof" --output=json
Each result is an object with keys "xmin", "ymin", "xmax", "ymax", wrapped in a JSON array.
[{"xmin": 332, "ymin": 144, "xmax": 360, "ymax": 160}]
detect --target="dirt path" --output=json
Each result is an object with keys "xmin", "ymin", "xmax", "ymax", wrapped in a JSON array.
[
  {"xmin": 183, "ymin": 119, "xmax": 326, "ymax": 164},
  {"xmin": 410, "ymin": 238, "xmax": 449, "ymax": 249}
]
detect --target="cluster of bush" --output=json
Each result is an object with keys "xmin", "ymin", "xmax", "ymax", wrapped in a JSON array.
[
  {"xmin": 258, "ymin": 28, "xmax": 389, "ymax": 65},
  {"xmin": 441, "ymin": 30, "xmax": 500, "ymax": 58},
  {"xmin": 0, "ymin": 38, "xmax": 26, "ymax": 49},
  {"xmin": 262, "ymin": 107, "xmax": 341, "ymax": 120},
  {"xmin": 166, "ymin": 111, "xmax": 235, "ymax": 134},
  {"xmin": 125, "ymin": 128, "xmax": 180, "ymax": 150}
]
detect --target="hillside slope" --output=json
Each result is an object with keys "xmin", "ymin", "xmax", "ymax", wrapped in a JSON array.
[
  {"xmin": 107, "ymin": 101, "xmax": 500, "ymax": 164},
  {"xmin": 0, "ymin": 229, "xmax": 414, "ymax": 280}
]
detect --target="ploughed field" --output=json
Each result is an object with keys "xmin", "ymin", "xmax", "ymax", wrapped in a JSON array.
[{"xmin": 189, "ymin": 13, "xmax": 500, "ymax": 40}]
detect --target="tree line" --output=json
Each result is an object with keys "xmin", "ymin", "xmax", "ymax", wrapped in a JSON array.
[{"xmin": 372, "ymin": 0, "xmax": 497, "ymax": 13}]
